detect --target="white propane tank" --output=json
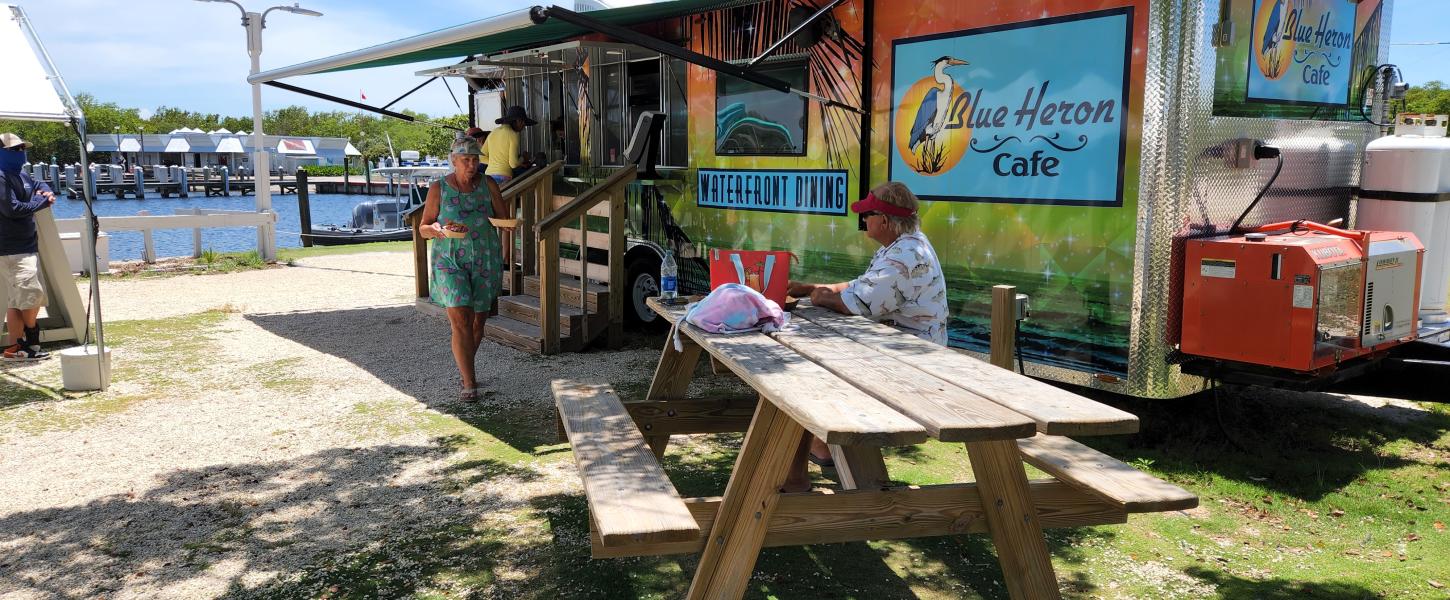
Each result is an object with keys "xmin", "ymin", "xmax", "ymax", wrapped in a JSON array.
[{"xmin": 1358, "ymin": 118, "xmax": 1450, "ymax": 324}]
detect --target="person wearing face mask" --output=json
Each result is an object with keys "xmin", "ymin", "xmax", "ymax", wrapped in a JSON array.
[{"xmin": 0, "ymin": 133, "xmax": 56, "ymax": 361}]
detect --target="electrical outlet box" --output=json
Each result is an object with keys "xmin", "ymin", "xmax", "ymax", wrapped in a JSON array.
[
  {"xmin": 1014, "ymin": 293, "xmax": 1030, "ymax": 321},
  {"xmin": 1224, "ymin": 138, "xmax": 1257, "ymax": 169}
]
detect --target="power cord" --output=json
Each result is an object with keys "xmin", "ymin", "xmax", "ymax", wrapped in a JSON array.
[
  {"xmin": 1013, "ymin": 318, "xmax": 1026, "ymax": 374},
  {"xmin": 1228, "ymin": 142, "xmax": 1284, "ymax": 234},
  {"xmin": 1358, "ymin": 64, "xmax": 1404, "ymax": 127}
]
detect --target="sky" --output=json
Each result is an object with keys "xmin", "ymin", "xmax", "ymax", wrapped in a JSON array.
[{"xmin": 16, "ymin": 0, "xmax": 1450, "ymax": 124}]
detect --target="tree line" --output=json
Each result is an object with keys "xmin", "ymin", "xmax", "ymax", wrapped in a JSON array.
[{"xmin": 0, "ymin": 93, "xmax": 466, "ymax": 165}]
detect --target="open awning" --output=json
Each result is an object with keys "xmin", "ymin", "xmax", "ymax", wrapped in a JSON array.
[{"xmin": 249, "ymin": 0, "xmax": 759, "ymax": 83}]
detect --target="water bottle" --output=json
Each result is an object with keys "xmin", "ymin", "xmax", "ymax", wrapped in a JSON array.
[{"xmin": 660, "ymin": 250, "xmax": 678, "ymax": 300}]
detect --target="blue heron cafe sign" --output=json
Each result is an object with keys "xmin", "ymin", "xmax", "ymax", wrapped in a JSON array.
[
  {"xmin": 887, "ymin": 8, "xmax": 1132, "ymax": 206},
  {"xmin": 1245, "ymin": 0, "xmax": 1356, "ymax": 106}
]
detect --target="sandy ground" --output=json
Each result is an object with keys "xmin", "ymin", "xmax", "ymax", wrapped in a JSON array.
[{"xmin": 0, "ymin": 251, "xmax": 666, "ymax": 599}]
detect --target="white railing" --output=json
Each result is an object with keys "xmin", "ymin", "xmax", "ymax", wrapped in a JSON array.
[{"xmin": 54, "ymin": 210, "xmax": 276, "ymax": 263}]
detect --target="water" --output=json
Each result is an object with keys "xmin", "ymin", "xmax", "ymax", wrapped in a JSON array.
[{"xmin": 49, "ymin": 193, "xmax": 399, "ymax": 261}]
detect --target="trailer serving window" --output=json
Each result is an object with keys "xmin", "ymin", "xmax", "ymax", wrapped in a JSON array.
[
  {"xmin": 714, "ymin": 61, "xmax": 808, "ymax": 156},
  {"xmin": 435, "ymin": 41, "xmax": 690, "ymax": 171}
]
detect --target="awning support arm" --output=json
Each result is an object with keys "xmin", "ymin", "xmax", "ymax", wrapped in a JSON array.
[
  {"xmin": 383, "ymin": 77, "xmax": 437, "ymax": 110},
  {"xmin": 263, "ymin": 80, "xmax": 417, "ymax": 121},
  {"xmin": 530, "ymin": 4, "xmax": 864, "ymax": 115},
  {"xmin": 746, "ymin": 0, "xmax": 843, "ymax": 69}
]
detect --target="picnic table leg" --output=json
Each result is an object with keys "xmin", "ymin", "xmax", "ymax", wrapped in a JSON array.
[
  {"xmin": 828, "ymin": 444, "xmax": 889, "ymax": 490},
  {"xmin": 966, "ymin": 439, "xmax": 1062, "ymax": 600},
  {"xmin": 643, "ymin": 335, "xmax": 703, "ymax": 458},
  {"xmin": 687, "ymin": 397, "xmax": 804, "ymax": 600}
]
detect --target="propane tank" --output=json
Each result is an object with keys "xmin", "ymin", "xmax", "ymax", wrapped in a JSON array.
[{"xmin": 1358, "ymin": 114, "xmax": 1450, "ymax": 324}]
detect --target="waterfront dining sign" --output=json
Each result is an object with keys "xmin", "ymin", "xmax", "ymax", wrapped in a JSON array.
[
  {"xmin": 887, "ymin": 8, "xmax": 1132, "ymax": 206},
  {"xmin": 696, "ymin": 168, "xmax": 849, "ymax": 215}
]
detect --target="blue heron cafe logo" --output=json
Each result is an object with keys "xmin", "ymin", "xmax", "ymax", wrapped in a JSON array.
[
  {"xmin": 1246, "ymin": 0, "xmax": 1354, "ymax": 106},
  {"xmin": 888, "ymin": 7, "xmax": 1132, "ymax": 206}
]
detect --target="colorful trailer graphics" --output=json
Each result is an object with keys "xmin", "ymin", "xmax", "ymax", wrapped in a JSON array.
[{"xmin": 466, "ymin": 0, "xmax": 1390, "ymax": 397}]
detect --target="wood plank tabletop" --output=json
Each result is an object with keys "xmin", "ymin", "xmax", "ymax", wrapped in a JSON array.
[
  {"xmin": 648, "ymin": 298, "xmax": 928, "ymax": 447},
  {"xmin": 793, "ymin": 307, "xmax": 1140, "ymax": 436},
  {"xmin": 769, "ymin": 318, "xmax": 1038, "ymax": 442}
]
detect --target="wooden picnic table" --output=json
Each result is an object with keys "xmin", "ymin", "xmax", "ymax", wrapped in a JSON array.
[{"xmin": 552, "ymin": 297, "xmax": 1198, "ymax": 600}]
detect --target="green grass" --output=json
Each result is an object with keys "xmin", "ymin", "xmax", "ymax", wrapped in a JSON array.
[
  {"xmin": 79, "ymin": 241, "xmax": 413, "ymax": 281},
  {"xmin": 6, "ymin": 307, "xmax": 1445, "ymax": 598},
  {"xmin": 240, "ymin": 380, "xmax": 1450, "ymax": 599},
  {"xmin": 277, "ymin": 240, "xmax": 411, "ymax": 263},
  {"xmin": 0, "ymin": 310, "xmax": 230, "ymax": 437}
]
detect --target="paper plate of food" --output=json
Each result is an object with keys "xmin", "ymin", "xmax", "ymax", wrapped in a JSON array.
[
  {"xmin": 441, "ymin": 222, "xmax": 470, "ymax": 238},
  {"xmin": 488, "ymin": 217, "xmax": 520, "ymax": 228}
]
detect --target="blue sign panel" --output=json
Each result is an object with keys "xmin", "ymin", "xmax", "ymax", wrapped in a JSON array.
[
  {"xmin": 1245, "ymin": 0, "xmax": 1355, "ymax": 107},
  {"xmin": 696, "ymin": 168, "xmax": 849, "ymax": 215},
  {"xmin": 887, "ymin": 8, "xmax": 1132, "ymax": 206}
]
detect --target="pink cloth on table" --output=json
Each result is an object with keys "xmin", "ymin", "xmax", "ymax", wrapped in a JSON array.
[{"xmin": 672, "ymin": 283, "xmax": 791, "ymax": 351}]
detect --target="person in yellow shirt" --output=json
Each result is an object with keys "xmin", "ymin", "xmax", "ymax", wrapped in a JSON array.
[{"xmin": 481, "ymin": 105, "xmax": 536, "ymax": 184}]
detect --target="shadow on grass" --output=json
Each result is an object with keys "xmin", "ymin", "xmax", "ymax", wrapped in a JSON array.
[
  {"xmin": 1062, "ymin": 382, "xmax": 1450, "ymax": 502},
  {"xmin": 0, "ymin": 370, "xmax": 65, "ymax": 411},
  {"xmin": 1184, "ymin": 566, "xmax": 1381, "ymax": 599},
  {"xmin": 0, "ymin": 439, "xmax": 535, "ymax": 599}
]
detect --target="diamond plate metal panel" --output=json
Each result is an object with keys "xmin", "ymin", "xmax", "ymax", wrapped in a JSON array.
[{"xmin": 1113, "ymin": 0, "xmax": 1395, "ymax": 398}]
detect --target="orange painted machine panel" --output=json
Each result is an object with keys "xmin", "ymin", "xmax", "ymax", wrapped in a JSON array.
[{"xmin": 1181, "ymin": 229, "xmax": 1423, "ymax": 372}]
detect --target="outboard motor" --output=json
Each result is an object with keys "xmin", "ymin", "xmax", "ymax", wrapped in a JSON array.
[{"xmin": 350, "ymin": 201, "xmax": 377, "ymax": 229}]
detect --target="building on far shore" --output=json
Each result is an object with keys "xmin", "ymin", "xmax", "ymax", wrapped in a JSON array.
[{"xmin": 85, "ymin": 128, "xmax": 361, "ymax": 173}]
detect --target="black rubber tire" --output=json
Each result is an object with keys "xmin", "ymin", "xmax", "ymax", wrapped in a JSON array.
[{"xmin": 624, "ymin": 254, "xmax": 664, "ymax": 328}]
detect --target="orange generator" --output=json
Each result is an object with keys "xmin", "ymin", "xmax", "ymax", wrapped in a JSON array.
[{"xmin": 1181, "ymin": 221, "xmax": 1425, "ymax": 372}]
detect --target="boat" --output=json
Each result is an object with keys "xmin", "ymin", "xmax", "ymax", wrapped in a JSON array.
[{"xmin": 306, "ymin": 164, "xmax": 447, "ymax": 246}]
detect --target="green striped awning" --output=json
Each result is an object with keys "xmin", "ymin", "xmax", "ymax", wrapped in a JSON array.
[{"xmin": 325, "ymin": 0, "xmax": 758, "ymax": 74}]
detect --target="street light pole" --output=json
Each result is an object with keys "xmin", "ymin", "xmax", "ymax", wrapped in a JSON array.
[
  {"xmin": 197, "ymin": 0, "xmax": 321, "ymax": 262},
  {"xmin": 242, "ymin": 9, "xmax": 273, "ymax": 261}
]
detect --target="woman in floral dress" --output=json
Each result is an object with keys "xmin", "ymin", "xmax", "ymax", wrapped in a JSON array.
[{"xmin": 419, "ymin": 137, "xmax": 509, "ymax": 401}]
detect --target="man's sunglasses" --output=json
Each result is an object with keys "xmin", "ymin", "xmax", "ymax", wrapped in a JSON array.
[{"xmin": 860, "ymin": 211, "xmax": 882, "ymax": 219}]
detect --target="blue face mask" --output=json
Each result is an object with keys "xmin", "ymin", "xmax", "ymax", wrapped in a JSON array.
[{"xmin": 0, "ymin": 150, "xmax": 26, "ymax": 173}]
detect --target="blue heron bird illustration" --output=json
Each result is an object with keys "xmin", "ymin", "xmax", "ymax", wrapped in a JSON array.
[
  {"xmin": 908, "ymin": 56, "xmax": 969, "ymax": 153},
  {"xmin": 1260, "ymin": 0, "xmax": 1283, "ymax": 55}
]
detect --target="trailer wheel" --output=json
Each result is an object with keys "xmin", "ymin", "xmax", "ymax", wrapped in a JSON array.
[{"xmin": 625, "ymin": 254, "xmax": 663, "ymax": 327}]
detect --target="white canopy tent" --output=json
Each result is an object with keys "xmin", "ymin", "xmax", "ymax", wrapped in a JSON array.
[{"xmin": 0, "ymin": 4, "xmax": 103, "ymax": 388}]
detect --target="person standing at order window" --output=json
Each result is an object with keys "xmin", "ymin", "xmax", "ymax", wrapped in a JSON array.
[
  {"xmin": 419, "ymin": 137, "xmax": 508, "ymax": 401},
  {"xmin": 782, "ymin": 181, "xmax": 948, "ymax": 491},
  {"xmin": 0, "ymin": 133, "xmax": 56, "ymax": 361},
  {"xmin": 480, "ymin": 106, "xmax": 536, "ymax": 184},
  {"xmin": 466, "ymin": 126, "xmax": 490, "ymax": 178}
]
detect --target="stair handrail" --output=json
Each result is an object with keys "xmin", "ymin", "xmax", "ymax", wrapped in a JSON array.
[
  {"xmin": 535, "ymin": 165, "xmax": 637, "ymax": 354},
  {"xmin": 495, "ymin": 161, "xmax": 564, "ymax": 297}
]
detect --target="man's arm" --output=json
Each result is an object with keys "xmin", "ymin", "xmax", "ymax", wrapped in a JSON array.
[
  {"xmin": 0, "ymin": 175, "xmax": 53, "ymax": 218},
  {"xmin": 809, "ymin": 286, "xmax": 850, "ymax": 314}
]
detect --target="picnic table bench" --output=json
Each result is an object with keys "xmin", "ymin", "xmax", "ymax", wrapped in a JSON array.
[{"xmin": 553, "ymin": 298, "xmax": 1197, "ymax": 599}]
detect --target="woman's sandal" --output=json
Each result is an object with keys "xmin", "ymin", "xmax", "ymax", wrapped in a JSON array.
[{"xmin": 459, "ymin": 387, "xmax": 479, "ymax": 402}]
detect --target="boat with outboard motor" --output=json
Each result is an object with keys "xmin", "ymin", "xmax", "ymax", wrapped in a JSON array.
[{"xmin": 307, "ymin": 164, "xmax": 447, "ymax": 246}]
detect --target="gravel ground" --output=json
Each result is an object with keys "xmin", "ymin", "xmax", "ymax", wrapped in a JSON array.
[{"xmin": 0, "ymin": 251, "xmax": 669, "ymax": 599}]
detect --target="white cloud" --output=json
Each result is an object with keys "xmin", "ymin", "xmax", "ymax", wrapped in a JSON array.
[{"xmin": 19, "ymin": 0, "xmax": 539, "ymax": 119}]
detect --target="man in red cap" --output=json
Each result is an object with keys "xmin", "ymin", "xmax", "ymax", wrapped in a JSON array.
[{"xmin": 784, "ymin": 181, "xmax": 947, "ymax": 488}]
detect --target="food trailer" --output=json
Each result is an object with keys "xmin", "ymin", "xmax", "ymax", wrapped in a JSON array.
[{"xmin": 253, "ymin": 0, "xmax": 1449, "ymax": 399}]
